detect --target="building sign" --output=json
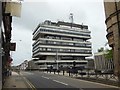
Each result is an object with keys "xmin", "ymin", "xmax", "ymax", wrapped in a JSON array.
[{"xmin": 10, "ymin": 43, "xmax": 16, "ymax": 51}]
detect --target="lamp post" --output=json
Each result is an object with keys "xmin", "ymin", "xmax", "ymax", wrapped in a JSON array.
[
  {"xmin": 45, "ymin": 61, "xmax": 47, "ymax": 70},
  {"xmin": 104, "ymin": 42, "xmax": 108, "ymax": 71},
  {"xmin": 30, "ymin": 66, "xmax": 31, "ymax": 71},
  {"xmin": 56, "ymin": 49, "xmax": 59, "ymax": 70}
]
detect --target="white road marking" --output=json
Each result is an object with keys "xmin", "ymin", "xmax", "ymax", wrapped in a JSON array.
[
  {"xmin": 41, "ymin": 76, "xmax": 49, "ymax": 79},
  {"xmin": 21, "ymin": 72, "xmax": 34, "ymax": 75},
  {"xmin": 23, "ymin": 77, "xmax": 36, "ymax": 90},
  {"xmin": 53, "ymin": 80, "xmax": 68, "ymax": 86}
]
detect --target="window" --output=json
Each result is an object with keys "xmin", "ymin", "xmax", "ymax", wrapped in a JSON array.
[{"xmin": 47, "ymin": 48, "xmax": 51, "ymax": 51}]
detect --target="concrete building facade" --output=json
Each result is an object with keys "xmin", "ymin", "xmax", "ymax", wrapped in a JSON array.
[
  {"xmin": 27, "ymin": 60, "xmax": 40, "ymax": 70},
  {"xmin": 19, "ymin": 60, "xmax": 28, "ymax": 70},
  {"xmin": 104, "ymin": 1, "xmax": 120, "ymax": 76},
  {"xmin": 94, "ymin": 51, "xmax": 114, "ymax": 71},
  {"xmin": 32, "ymin": 20, "xmax": 92, "ymax": 69},
  {"xmin": 87, "ymin": 59, "xmax": 95, "ymax": 70}
]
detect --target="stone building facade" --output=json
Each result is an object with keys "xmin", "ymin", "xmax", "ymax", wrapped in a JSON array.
[
  {"xmin": 94, "ymin": 51, "xmax": 114, "ymax": 71},
  {"xmin": 104, "ymin": 1, "xmax": 120, "ymax": 76}
]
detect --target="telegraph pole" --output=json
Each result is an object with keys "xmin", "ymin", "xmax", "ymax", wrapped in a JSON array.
[{"xmin": 56, "ymin": 49, "xmax": 58, "ymax": 70}]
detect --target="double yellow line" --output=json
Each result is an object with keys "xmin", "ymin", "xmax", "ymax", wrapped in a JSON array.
[{"xmin": 23, "ymin": 77, "xmax": 36, "ymax": 90}]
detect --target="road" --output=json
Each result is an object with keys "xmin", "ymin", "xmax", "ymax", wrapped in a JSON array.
[{"xmin": 21, "ymin": 71, "xmax": 119, "ymax": 90}]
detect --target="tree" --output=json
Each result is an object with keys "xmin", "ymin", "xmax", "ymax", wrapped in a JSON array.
[
  {"xmin": 98, "ymin": 47, "xmax": 104, "ymax": 52},
  {"xmin": 105, "ymin": 49, "xmax": 113, "ymax": 59},
  {"xmin": 97, "ymin": 46, "xmax": 113, "ymax": 59}
]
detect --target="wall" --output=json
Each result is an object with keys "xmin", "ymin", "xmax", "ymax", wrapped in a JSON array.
[
  {"xmin": 0, "ymin": 2, "xmax": 2, "ymax": 90},
  {"xmin": 104, "ymin": 1, "xmax": 120, "ymax": 76},
  {"xmin": 28, "ymin": 60, "xmax": 40, "ymax": 70},
  {"xmin": 94, "ymin": 52, "xmax": 114, "ymax": 71}
]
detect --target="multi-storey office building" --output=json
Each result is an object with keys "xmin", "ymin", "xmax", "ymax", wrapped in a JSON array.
[{"xmin": 32, "ymin": 20, "xmax": 92, "ymax": 69}]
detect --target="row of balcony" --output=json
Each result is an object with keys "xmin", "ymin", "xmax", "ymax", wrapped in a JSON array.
[
  {"xmin": 33, "ymin": 50, "xmax": 92, "ymax": 55},
  {"xmin": 32, "ymin": 44, "xmax": 92, "ymax": 53},
  {"xmin": 38, "ymin": 28, "xmax": 90, "ymax": 36},
  {"xmin": 33, "ymin": 38, "xmax": 91, "ymax": 48},
  {"xmin": 33, "ymin": 24, "xmax": 90, "ymax": 36},
  {"xmin": 33, "ymin": 42, "xmax": 91, "ymax": 51},
  {"xmin": 33, "ymin": 47, "xmax": 92, "ymax": 56},
  {"xmin": 33, "ymin": 29, "xmax": 91, "ymax": 40},
  {"xmin": 33, "ymin": 50, "xmax": 92, "ymax": 58}
]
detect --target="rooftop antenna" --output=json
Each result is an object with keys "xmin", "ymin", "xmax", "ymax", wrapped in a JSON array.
[
  {"xmin": 69, "ymin": 13, "xmax": 74, "ymax": 28},
  {"xmin": 81, "ymin": 23, "xmax": 83, "ymax": 29}
]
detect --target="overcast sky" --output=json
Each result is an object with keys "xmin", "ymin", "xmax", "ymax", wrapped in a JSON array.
[{"xmin": 11, "ymin": 0, "xmax": 108, "ymax": 66}]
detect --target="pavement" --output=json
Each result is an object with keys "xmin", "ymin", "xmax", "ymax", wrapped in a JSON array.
[{"xmin": 2, "ymin": 71, "xmax": 31, "ymax": 89}]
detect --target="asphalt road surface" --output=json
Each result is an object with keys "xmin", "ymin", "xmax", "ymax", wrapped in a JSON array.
[{"xmin": 21, "ymin": 71, "xmax": 119, "ymax": 90}]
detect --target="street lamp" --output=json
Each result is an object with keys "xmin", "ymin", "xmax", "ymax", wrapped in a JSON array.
[
  {"xmin": 56, "ymin": 49, "xmax": 59, "ymax": 70},
  {"xmin": 30, "ymin": 66, "xmax": 31, "ymax": 71},
  {"xmin": 45, "ymin": 61, "xmax": 47, "ymax": 69}
]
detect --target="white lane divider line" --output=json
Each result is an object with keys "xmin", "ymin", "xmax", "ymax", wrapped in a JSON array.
[
  {"xmin": 41, "ymin": 76, "xmax": 49, "ymax": 79},
  {"xmin": 53, "ymin": 80, "xmax": 68, "ymax": 86}
]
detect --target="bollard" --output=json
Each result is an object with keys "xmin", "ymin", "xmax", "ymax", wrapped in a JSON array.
[
  {"xmin": 76, "ymin": 73, "xmax": 77, "ymax": 77},
  {"xmin": 63, "ymin": 70, "xmax": 64, "ymax": 75},
  {"xmin": 69, "ymin": 71, "xmax": 70, "ymax": 76}
]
